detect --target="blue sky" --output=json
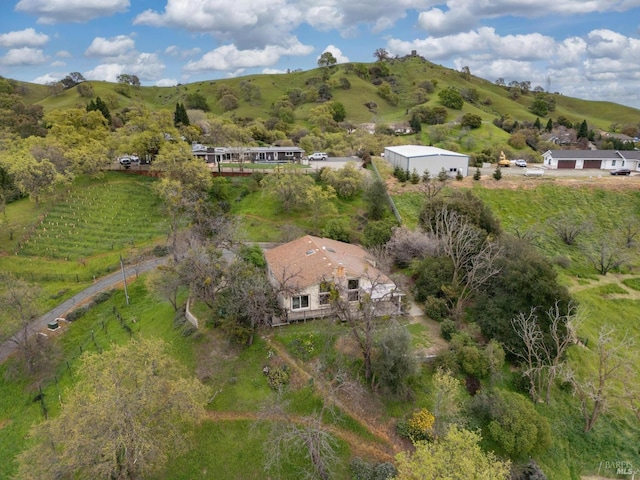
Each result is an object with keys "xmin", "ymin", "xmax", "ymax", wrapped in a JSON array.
[{"xmin": 1, "ymin": 0, "xmax": 640, "ymax": 108}]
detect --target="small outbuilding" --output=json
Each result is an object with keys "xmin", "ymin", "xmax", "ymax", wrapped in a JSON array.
[{"xmin": 384, "ymin": 145, "xmax": 469, "ymax": 177}]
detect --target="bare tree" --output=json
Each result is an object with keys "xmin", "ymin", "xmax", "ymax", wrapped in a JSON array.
[
  {"xmin": 430, "ymin": 208, "xmax": 502, "ymax": 319},
  {"xmin": 177, "ymin": 245, "xmax": 229, "ymax": 308},
  {"xmin": 564, "ymin": 326, "xmax": 635, "ymax": 433},
  {"xmin": 511, "ymin": 302, "xmax": 579, "ymax": 403},
  {"xmin": 419, "ymin": 170, "xmax": 448, "ymax": 200},
  {"xmin": 329, "ymin": 270, "xmax": 401, "ymax": 383},
  {"xmin": 146, "ymin": 263, "xmax": 182, "ymax": 311},
  {"xmin": 548, "ymin": 215, "xmax": 591, "ymax": 245},
  {"xmin": 585, "ymin": 238, "xmax": 627, "ymax": 275},
  {"xmin": 258, "ymin": 390, "xmax": 340, "ymax": 480},
  {"xmin": 622, "ymin": 221, "xmax": 640, "ymax": 248},
  {"xmin": 0, "ymin": 273, "xmax": 44, "ymax": 374},
  {"xmin": 384, "ymin": 226, "xmax": 438, "ymax": 268}
]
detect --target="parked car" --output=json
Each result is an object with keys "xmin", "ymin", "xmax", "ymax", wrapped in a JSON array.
[
  {"xmin": 309, "ymin": 152, "xmax": 328, "ymax": 161},
  {"xmin": 514, "ymin": 159, "xmax": 527, "ymax": 167},
  {"xmin": 610, "ymin": 168, "xmax": 632, "ymax": 176}
]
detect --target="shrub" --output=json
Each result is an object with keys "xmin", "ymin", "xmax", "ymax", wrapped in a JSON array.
[
  {"xmin": 493, "ymin": 167, "xmax": 502, "ymax": 180},
  {"xmin": 322, "ymin": 219, "xmax": 351, "ymax": 243},
  {"xmin": 266, "ymin": 365, "xmax": 290, "ymax": 390},
  {"xmin": 424, "ymin": 296, "xmax": 449, "ymax": 321},
  {"xmin": 455, "ymin": 170, "xmax": 464, "ymax": 181},
  {"xmin": 440, "ymin": 319, "xmax": 457, "ymax": 340},
  {"xmin": 407, "ymin": 408, "xmax": 435, "ymax": 441},
  {"xmin": 92, "ymin": 290, "xmax": 114, "ymax": 305},
  {"xmin": 66, "ymin": 306, "xmax": 88, "ymax": 322},
  {"xmin": 473, "ymin": 168, "xmax": 481, "ymax": 180}
]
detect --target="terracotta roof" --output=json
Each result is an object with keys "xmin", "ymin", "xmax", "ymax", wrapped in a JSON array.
[{"xmin": 264, "ymin": 235, "xmax": 391, "ymax": 289}]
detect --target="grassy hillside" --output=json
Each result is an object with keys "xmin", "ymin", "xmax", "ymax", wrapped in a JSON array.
[{"xmin": 9, "ymin": 55, "xmax": 637, "ymax": 137}]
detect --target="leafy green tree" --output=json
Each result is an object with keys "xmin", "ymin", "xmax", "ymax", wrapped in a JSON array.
[
  {"xmin": 431, "ymin": 368, "xmax": 466, "ymax": 438},
  {"xmin": 545, "ymin": 118, "xmax": 553, "ymax": 131},
  {"xmin": 533, "ymin": 117, "xmax": 542, "ymax": 130},
  {"xmin": 320, "ymin": 162, "xmax": 363, "ymax": 199},
  {"xmin": 363, "ymin": 178, "xmax": 389, "ymax": 221},
  {"xmin": 529, "ymin": 96, "xmax": 549, "ymax": 116},
  {"xmin": 305, "ymin": 184, "xmax": 337, "ymax": 223},
  {"xmin": 577, "ymin": 119, "xmax": 589, "ymax": 139},
  {"xmin": 317, "ymin": 51, "xmax": 337, "ymax": 68},
  {"xmin": 330, "ymin": 101, "xmax": 346, "ymax": 122},
  {"xmin": 395, "ymin": 425, "xmax": 510, "ymax": 480},
  {"xmin": 153, "ymin": 142, "xmax": 212, "ymax": 194},
  {"xmin": 482, "ymin": 389, "xmax": 551, "ymax": 458},
  {"xmin": 17, "ymin": 339, "xmax": 208, "ymax": 480},
  {"xmin": 493, "ymin": 166, "xmax": 502, "ymax": 180},
  {"xmin": 322, "ymin": 219, "xmax": 351, "ymax": 243},
  {"xmin": 472, "ymin": 236, "xmax": 571, "ymax": 358},
  {"xmin": 185, "ymin": 92, "xmax": 210, "ymax": 112},
  {"xmin": 461, "ymin": 113, "xmax": 482, "ymax": 129},
  {"xmin": 262, "ymin": 166, "xmax": 315, "ymax": 212},
  {"xmin": 438, "ymin": 87, "xmax": 464, "ymax": 109},
  {"xmin": 173, "ymin": 102, "xmax": 189, "ymax": 126},
  {"xmin": 374, "ymin": 325, "xmax": 417, "ymax": 396},
  {"xmin": 117, "ymin": 73, "xmax": 140, "ymax": 86}
]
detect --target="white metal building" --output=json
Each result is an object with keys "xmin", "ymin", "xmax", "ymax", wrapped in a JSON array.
[{"xmin": 384, "ymin": 145, "xmax": 469, "ymax": 177}]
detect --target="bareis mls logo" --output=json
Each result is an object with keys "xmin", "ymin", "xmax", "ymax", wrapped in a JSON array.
[{"xmin": 598, "ymin": 461, "xmax": 638, "ymax": 478}]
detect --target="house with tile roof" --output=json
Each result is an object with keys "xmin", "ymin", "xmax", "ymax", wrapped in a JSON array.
[
  {"xmin": 542, "ymin": 150, "xmax": 640, "ymax": 170},
  {"xmin": 264, "ymin": 235, "xmax": 402, "ymax": 324}
]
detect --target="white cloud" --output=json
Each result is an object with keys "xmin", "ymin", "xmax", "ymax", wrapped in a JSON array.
[
  {"xmin": 0, "ymin": 28, "xmax": 49, "ymax": 48},
  {"xmin": 416, "ymin": 0, "xmax": 640, "ymax": 36},
  {"xmin": 85, "ymin": 35, "xmax": 135, "ymax": 57},
  {"xmin": 134, "ymin": 0, "xmax": 304, "ymax": 49},
  {"xmin": 320, "ymin": 45, "xmax": 349, "ymax": 64},
  {"xmin": 185, "ymin": 41, "xmax": 313, "ymax": 72},
  {"xmin": 165, "ymin": 45, "xmax": 201, "ymax": 58},
  {"xmin": 0, "ymin": 47, "xmax": 48, "ymax": 66},
  {"xmin": 32, "ymin": 73, "xmax": 61, "ymax": 84},
  {"xmin": 56, "ymin": 50, "xmax": 72, "ymax": 58},
  {"xmin": 50, "ymin": 60, "xmax": 66, "ymax": 67},
  {"xmin": 85, "ymin": 52, "xmax": 165, "ymax": 82},
  {"xmin": 15, "ymin": 0, "xmax": 130, "ymax": 24},
  {"xmin": 155, "ymin": 78, "xmax": 178, "ymax": 87},
  {"xmin": 262, "ymin": 68, "xmax": 287, "ymax": 74}
]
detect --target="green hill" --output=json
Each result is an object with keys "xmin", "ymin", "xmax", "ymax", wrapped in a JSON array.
[{"xmin": 7, "ymin": 56, "xmax": 637, "ymax": 132}]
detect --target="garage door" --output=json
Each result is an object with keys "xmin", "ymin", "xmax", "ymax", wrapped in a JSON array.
[
  {"xmin": 583, "ymin": 160, "xmax": 602, "ymax": 169},
  {"xmin": 558, "ymin": 160, "xmax": 576, "ymax": 169}
]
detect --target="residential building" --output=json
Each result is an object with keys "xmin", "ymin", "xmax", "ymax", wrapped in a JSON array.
[
  {"xmin": 542, "ymin": 150, "xmax": 640, "ymax": 170},
  {"xmin": 264, "ymin": 235, "xmax": 402, "ymax": 324},
  {"xmin": 192, "ymin": 144, "xmax": 305, "ymax": 164}
]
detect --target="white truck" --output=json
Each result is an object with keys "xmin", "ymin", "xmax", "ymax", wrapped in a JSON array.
[{"xmin": 309, "ymin": 152, "xmax": 328, "ymax": 161}]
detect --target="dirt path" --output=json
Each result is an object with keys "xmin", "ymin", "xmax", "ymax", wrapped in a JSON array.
[
  {"xmin": 566, "ymin": 273, "xmax": 640, "ymax": 299},
  {"xmin": 262, "ymin": 335, "xmax": 401, "ymax": 459},
  {"xmin": 205, "ymin": 410, "xmax": 394, "ymax": 462}
]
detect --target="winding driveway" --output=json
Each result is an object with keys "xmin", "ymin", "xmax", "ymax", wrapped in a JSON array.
[{"xmin": 0, "ymin": 257, "xmax": 167, "ymax": 364}]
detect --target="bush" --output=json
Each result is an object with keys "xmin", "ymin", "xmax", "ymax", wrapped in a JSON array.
[
  {"xmin": 66, "ymin": 305, "xmax": 88, "ymax": 322},
  {"xmin": 424, "ymin": 296, "xmax": 449, "ymax": 321},
  {"xmin": 493, "ymin": 167, "xmax": 502, "ymax": 180},
  {"xmin": 266, "ymin": 365, "xmax": 290, "ymax": 390},
  {"xmin": 92, "ymin": 290, "xmax": 114, "ymax": 305},
  {"xmin": 407, "ymin": 408, "xmax": 435, "ymax": 441},
  {"xmin": 440, "ymin": 319, "xmax": 457, "ymax": 340},
  {"xmin": 455, "ymin": 170, "xmax": 464, "ymax": 181},
  {"xmin": 473, "ymin": 168, "xmax": 481, "ymax": 180},
  {"xmin": 322, "ymin": 219, "xmax": 351, "ymax": 243},
  {"xmin": 238, "ymin": 244, "xmax": 266, "ymax": 269}
]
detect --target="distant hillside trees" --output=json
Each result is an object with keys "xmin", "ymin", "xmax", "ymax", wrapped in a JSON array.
[
  {"xmin": 173, "ymin": 102, "xmax": 189, "ymax": 127},
  {"xmin": 317, "ymin": 51, "xmax": 337, "ymax": 68},
  {"xmin": 86, "ymin": 96, "xmax": 112, "ymax": 124},
  {"xmin": 76, "ymin": 82, "xmax": 94, "ymax": 98},
  {"xmin": 186, "ymin": 92, "xmax": 210, "ymax": 112},
  {"xmin": 438, "ymin": 87, "xmax": 463, "ymax": 109},
  {"xmin": 373, "ymin": 48, "xmax": 390, "ymax": 62},
  {"xmin": 461, "ymin": 113, "xmax": 482, "ymax": 129},
  {"xmin": 117, "ymin": 73, "xmax": 140, "ymax": 86},
  {"xmin": 410, "ymin": 105, "xmax": 448, "ymax": 125},
  {"xmin": 60, "ymin": 72, "xmax": 85, "ymax": 89}
]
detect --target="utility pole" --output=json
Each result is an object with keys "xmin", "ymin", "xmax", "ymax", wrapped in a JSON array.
[{"xmin": 120, "ymin": 255, "xmax": 130, "ymax": 305}]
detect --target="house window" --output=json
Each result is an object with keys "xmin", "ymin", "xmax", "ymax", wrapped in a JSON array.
[
  {"xmin": 285, "ymin": 151, "xmax": 293, "ymax": 157},
  {"xmin": 319, "ymin": 282, "xmax": 332, "ymax": 306},
  {"xmin": 292, "ymin": 295, "xmax": 309, "ymax": 310},
  {"xmin": 612, "ymin": 160, "xmax": 616, "ymax": 166},
  {"xmin": 347, "ymin": 279, "xmax": 360, "ymax": 302},
  {"xmin": 449, "ymin": 167, "xmax": 457, "ymax": 172}
]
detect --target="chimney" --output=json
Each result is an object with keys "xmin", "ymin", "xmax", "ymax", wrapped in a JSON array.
[{"xmin": 336, "ymin": 263, "xmax": 345, "ymax": 278}]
